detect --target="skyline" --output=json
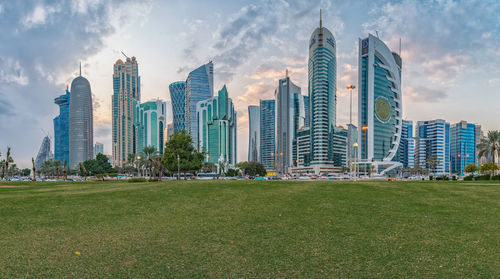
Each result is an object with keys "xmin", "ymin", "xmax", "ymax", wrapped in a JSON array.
[{"xmin": 1, "ymin": 0, "xmax": 500, "ymax": 168}]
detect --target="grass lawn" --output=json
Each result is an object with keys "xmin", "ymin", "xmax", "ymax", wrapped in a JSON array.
[{"xmin": 0, "ymin": 180, "xmax": 499, "ymax": 278}]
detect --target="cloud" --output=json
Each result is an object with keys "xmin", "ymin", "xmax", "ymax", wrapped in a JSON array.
[
  {"xmin": 404, "ymin": 86, "xmax": 447, "ymax": 104},
  {"xmin": 22, "ymin": 3, "xmax": 61, "ymax": 29},
  {"xmin": 0, "ymin": 58, "xmax": 29, "ymax": 85},
  {"xmin": 0, "ymin": 96, "xmax": 13, "ymax": 116}
]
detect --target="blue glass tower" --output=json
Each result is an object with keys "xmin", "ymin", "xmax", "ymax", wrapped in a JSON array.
[
  {"xmin": 416, "ymin": 119, "xmax": 450, "ymax": 174},
  {"xmin": 248, "ymin": 105, "xmax": 260, "ymax": 162},
  {"xmin": 450, "ymin": 121, "xmax": 478, "ymax": 174},
  {"xmin": 169, "ymin": 81, "xmax": 186, "ymax": 131},
  {"xmin": 308, "ymin": 11, "xmax": 337, "ymax": 166},
  {"xmin": 54, "ymin": 88, "xmax": 70, "ymax": 164},
  {"xmin": 185, "ymin": 62, "xmax": 214, "ymax": 148},
  {"xmin": 260, "ymin": 99, "xmax": 275, "ymax": 170},
  {"xmin": 400, "ymin": 120, "xmax": 415, "ymax": 168}
]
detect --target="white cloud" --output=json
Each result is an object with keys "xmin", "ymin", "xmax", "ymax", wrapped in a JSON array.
[
  {"xmin": 22, "ymin": 4, "xmax": 61, "ymax": 29},
  {"xmin": 0, "ymin": 58, "xmax": 29, "ymax": 86}
]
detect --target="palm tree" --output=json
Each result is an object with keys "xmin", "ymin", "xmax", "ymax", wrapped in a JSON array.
[
  {"xmin": 426, "ymin": 155, "xmax": 439, "ymax": 177},
  {"xmin": 32, "ymin": 157, "xmax": 36, "ymax": 182},
  {"xmin": 140, "ymin": 146, "xmax": 159, "ymax": 179},
  {"xmin": 477, "ymin": 130, "xmax": 500, "ymax": 164},
  {"xmin": 4, "ymin": 147, "xmax": 12, "ymax": 180}
]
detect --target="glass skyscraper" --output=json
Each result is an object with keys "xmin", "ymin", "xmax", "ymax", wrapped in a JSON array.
[
  {"xmin": 69, "ymin": 67, "xmax": 93, "ymax": 169},
  {"xmin": 196, "ymin": 85, "xmax": 237, "ymax": 165},
  {"xmin": 112, "ymin": 56, "xmax": 140, "ymax": 167},
  {"xmin": 358, "ymin": 34, "xmax": 402, "ymax": 173},
  {"xmin": 248, "ymin": 105, "xmax": 260, "ymax": 162},
  {"xmin": 54, "ymin": 88, "xmax": 70, "ymax": 164},
  {"xmin": 308, "ymin": 12, "xmax": 337, "ymax": 166},
  {"xmin": 134, "ymin": 99, "xmax": 167, "ymax": 154},
  {"xmin": 35, "ymin": 136, "xmax": 53, "ymax": 169},
  {"xmin": 275, "ymin": 75, "xmax": 302, "ymax": 174},
  {"xmin": 400, "ymin": 120, "xmax": 415, "ymax": 168},
  {"xmin": 169, "ymin": 81, "xmax": 186, "ymax": 131},
  {"xmin": 94, "ymin": 142, "xmax": 104, "ymax": 158},
  {"xmin": 185, "ymin": 62, "xmax": 214, "ymax": 149},
  {"xmin": 260, "ymin": 99, "xmax": 275, "ymax": 170},
  {"xmin": 450, "ymin": 121, "xmax": 479, "ymax": 174},
  {"xmin": 416, "ymin": 119, "xmax": 450, "ymax": 174}
]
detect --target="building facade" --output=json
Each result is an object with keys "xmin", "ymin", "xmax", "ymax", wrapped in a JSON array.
[
  {"xmin": 185, "ymin": 62, "xmax": 214, "ymax": 149},
  {"xmin": 275, "ymin": 75, "xmax": 303, "ymax": 174},
  {"xmin": 358, "ymin": 34, "xmax": 402, "ymax": 173},
  {"xmin": 134, "ymin": 99, "xmax": 167, "ymax": 154},
  {"xmin": 260, "ymin": 99, "xmax": 275, "ymax": 170},
  {"xmin": 168, "ymin": 81, "xmax": 186, "ymax": 132},
  {"xmin": 35, "ymin": 136, "xmax": 53, "ymax": 169},
  {"xmin": 112, "ymin": 56, "xmax": 140, "ymax": 167},
  {"xmin": 69, "ymin": 67, "xmax": 93, "ymax": 169},
  {"xmin": 308, "ymin": 12, "xmax": 337, "ymax": 167},
  {"xmin": 332, "ymin": 126, "xmax": 348, "ymax": 167},
  {"xmin": 248, "ymin": 105, "xmax": 260, "ymax": 162},
  {"xmin": 450, "ymin": 121, "xmax": 480, "ymax": 174},
  {"xmin": 166, "ymin": 122, "xmax": 174, "ymax": 141},
  {"xmin": 94, "ymin": 142, "xmax": 104, "ymax": 158},
  {"xmin": 197, "ymin": 85, "xmax": 237, "ymax": 165},
  {"xmin": 400, "ymin": 120, "xmax": 415, "ymax": 168},
  {"xmin": 347, "ymin": 124, "xmax": 358, "ymax": 164},
  {"xmin": 416, "ymin": 119, "xmax": 450, "ymax": 174},
  {"xmin": 54, "ymin": 88, "xmax": 70, "ymax": 164}
]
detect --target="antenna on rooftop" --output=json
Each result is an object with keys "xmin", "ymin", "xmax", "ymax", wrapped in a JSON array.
[
  {"xmin": 319, "ymin": 9, "xmax": 322, "ymax": 28},
  {"xmin": 399, "ymin": 38, "xmax": 402, "ymax": 56},
  {"xmin": 286, "ymin": 68, "xmax": 288, "ymax": 77},
  {"xmin": 79, "ymin": 62, "xmax": 82, "ymax": 76},
  {"xmin": 375, "ymin": 30, "xmax": 379, "ymax": 38}
]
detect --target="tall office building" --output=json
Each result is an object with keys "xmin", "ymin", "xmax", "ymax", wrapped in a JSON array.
[
  {"xmin": 166, "ymin": 122, "xmax": 174, "ymax": 141},
  {"xmin": 347, "ymin": 124, "xmax": 358, "ymax": 163},
  {"xmin": 197, "ymin": 85, "xmax": 237, "ymax": 165},
  {"xmin": 260, "ymin": 99, "xmax": 275, "ymax": 170},
  {"xmin": 296, "ymin": 127, "xmax": 311, "ymax": 167},
  {"xmin": 308, "ymin": 11, "xmax": 337, "ymax": 169},
  {"xmin": 185, "ymin": 62, "xmax": 214, "ymax": 148},
  {"xmin": 69, "ymin": 66, "xmax": 93, "ymax": 169},
  {"xmin": 275, "ymin": 74, "xmax": 303, "ymax": 174},
  {"xmin": 450, "ymin": 121, "xmax": 480, "ymax": 174},
  {"xmin": 54, "ymin": 88, "xmax": 70, "ymax": 164},
  {"xmin": 332, "ymin": 126, "xmax": 348, "ymax": 167},
  {"xmin": 112, "ymin": 56, "xmax": 140, "ymax": 167},
  {"xmin": 94, "ymin": 142, "xmax": 104, "ymax": 157},
  {"xmin": 35, "ymin": 136, "xmax": 53, "ymax": 169},
  {"xmin": 135, "ymin": 99, "xmax": 167, "ymax": 154},
  {"xmin": 248, "ymin": 105, "xmax": 260, "ymax": 162},
  {"xmin": 358, "ymin": 34, "xmax": 402, "ymax": 174},
  {"xmin": 400, "ymin": 120, "xmax": 415, "ymax": 168},
  {"xmin": 169, "ymin": 81, "xmax": 186, "ymax": 131},
  {"xmin": 415, "ymin": 119, "xmax": 450, "ymax": 174}
]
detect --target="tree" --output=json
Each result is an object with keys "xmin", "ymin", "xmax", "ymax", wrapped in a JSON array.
[
  {"xmin": 477, "ymin": 130, "xmax": 500, "ymax": 164},
  {"xmin": 162, "ymin": 130, "xmax": 204, "ymax": 179},
  {"xmin": 140, "ymin": 146, "xmax": 160, "ymax": 178},
  {"xmin": 225, "ymin": 168, "xmax": 240, "ymax": 177},
  {"xmin": 3, "ymin": 147, "xmax": 12, "ymax": 180},
  {"xmin": 480, "ymin": 162, "xmax": 498, "ymax": 177},
  {"xmin": 82, "ymin": 154, "xmax": 114, "ymax": 176},
  {"xmin": 235, "ymin": 161, "xmax": 249, "ymax": 175},
  {"xmin": 32, "ymin": 157, "xmax": 36, "ymax": 181},
  {"xmin": 39, "ymin": 160, "xmax": 62, "ymax": 178},
  {"xmin": 20, "ymin": 168, "xmax": 31, "ymax": 176},
  {"xmin": 426, "ymin": 155, "xmax": 439, "ymax": 175},
  {"xmin": 242, "ymin": 161, "xmax": 267, "ymax": 177},
  {"xmin": 201, "ymin": 162, "xmax": 217, "ymax": 173},
  {"xmin": 464, "ymin": 164, "xmax": 478, "ymax": 174}
]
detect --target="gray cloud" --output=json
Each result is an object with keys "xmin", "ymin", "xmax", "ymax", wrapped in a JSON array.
[{"xmin": 404, "ymin": 85, "xmax": 448, "ymax": 103}]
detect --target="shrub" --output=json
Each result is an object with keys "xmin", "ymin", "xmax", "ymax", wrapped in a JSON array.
[
  {"xmin": 443, "ymin": 176, "xmax": 449, "ymax": 181},
  {"xmin": 491, "ymin": 174, "xmax": 500, "ymax": 180},
  {"xmin": 476, "ymin": 174, "xmax": 491, "ymax": 181},
  {"xmin": 429, "ymin": 175, "xmax": 434, "ymax": 181},
  {"xmin": 464, "ymin": 175, "xmax": 473, "ymax": 181},
  {"xmin": 128, "ymin": 177, "xmax": 147, "ymax": 183}
]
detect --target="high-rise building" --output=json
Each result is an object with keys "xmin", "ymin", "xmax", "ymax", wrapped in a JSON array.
[
  {"xmin": 347, "ymin": 124, "xmax": 358, "ymax": 164},
  {"xmin": 112, "ymin": 56, "xmax": 140, "ymax": 167},
  {"xmin": 197, "ymin": 85, "xmax": 237, "ymax": 165},
  {"xmin": 400, "ymin": 120, "xmax": 415, "ymax": 168},
  {"xmin": 53, "ymin": 87, "xmax": 70, "ymax": 164},
  {"xmin": 450, "ymin": 121, "xmax": 480, "ymax": 174},
  {"xmin": 332, "ymin": 126, "xmax": 348, "ymax": 167},
  {"xmin": 260, "ymin": 99, "xmax": 275, "ymax": 170},
  {"xmin": 169, "ymin": 81, "xmax": 186, "ymax": 131},
  {"xmin": 308, "ymin": 11, "xmax": 337, "ymax": 169},
  {"xmin": 296, "ymin": 127, "xmax": 311, "ymax": 167},
  {"xmin": 135, "ymin": 99, "xmax": 167, "ymax": 154},
  {"xmin": 358, "ymin": 34, "xmax": 403, "ymax": 174},
  {"xmin": 415, "ymin": 119, "xmax": 450, "ymax": 174},
  {"xmin": 275, "ymin": 74, "xmax": 303, "ymax": 174},
  {"xmin": 185, "ymin": 62, "xmax": 214, "ymax": 149},
  {"xmin": 35, "ymin": 136, "xmax": 53, "ymax": 169},
  {"xmin": 69, "ymin": 65, "xmax": 93, "ymax": 169},
  {"xmin": 475, "ymin": 125, "xmax": 483, "ymax": 165},
  {"xmin": 166, "ymin": 122, "xmax": 174, "ymax": 142},
  {"xmin": 248, "ymin": 105, "xmax": 260, "ymax": 162},
  {"xmin": 94, "ymin": 142, "xmax": 104, "ymax": 157}
]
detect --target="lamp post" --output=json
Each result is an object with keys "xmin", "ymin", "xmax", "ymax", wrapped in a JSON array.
[
  {"xmin": 136, "ymin": 156, "xmax": 141, "ymax": 177},
  {"xmin": 347, "ymin": 85, "xmax": 356, "ymax": 127},
  {"xmin": 177, "ymin": 154, "xmax": 180, "ymax": 180},
  {"xmin": 353, "ymin": 142, "xmax": 358, "ymax": 181}
]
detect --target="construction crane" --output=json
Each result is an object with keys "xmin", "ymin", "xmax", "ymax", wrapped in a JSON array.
[{"xmin": 121, "ymin": 51, "xmax": 129, "ymax": 59}]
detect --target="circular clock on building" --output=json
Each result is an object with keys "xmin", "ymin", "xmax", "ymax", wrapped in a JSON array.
[{"xmin": 375, "ymin": 97, "xmax": 391, "ymax": 122}]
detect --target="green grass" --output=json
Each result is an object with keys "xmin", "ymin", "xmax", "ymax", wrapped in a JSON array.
[{"xmin": 0, "ymin": 180, "xmax": 499, "ymax": 278}]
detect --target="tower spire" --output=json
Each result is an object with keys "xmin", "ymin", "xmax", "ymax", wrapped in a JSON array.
[
  {"xmin": 320, "ymin": 9, "xmax": 322, "ymax": 28},
  {"xmin": 286, "ymin": 68, "xmax": 288, "ymax": 77},
  {"xmin": 79, "ymin": 62, "xmax": 81, "ymax": 76}
]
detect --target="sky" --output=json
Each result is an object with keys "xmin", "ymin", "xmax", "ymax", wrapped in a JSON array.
[{"xmin": 1, "ymin": 0, "xmax": 499, "ymax": 168}]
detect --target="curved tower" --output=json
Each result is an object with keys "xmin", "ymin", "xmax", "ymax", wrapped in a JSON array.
[
  {"xmin": 69, "ymin": 65, "xmax": 93, "ymax": 169},
  {"xmin": 308, "ymin": 10, "xmax": 337, "ymax": 166},
  {"xmin": 168, "ymin": 81, "xmax": 186, "ymax": 131},
  {"xmin": 358, "ymin": 34, "xmax": 402, "ymax": 173}
]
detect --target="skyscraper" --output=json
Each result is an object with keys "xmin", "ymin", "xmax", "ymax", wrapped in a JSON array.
[
  {"xmin": 400, "ymin": 120, "xmax": 415, "ymax": 168},
  {"xmin": 69, "ymin": 65, "xmax": 93, "ymax": 169},
  {"xmin": 332, "ymin": 126, "xmax": 348, "ymax": 167},
  {"xmin": 185, "ymin": 62, "xmax": 214, "ymax": 149},
  {"xmin": 450, "ymin": 121, "xmax": 479, "ymax": 174},
  {"xmin": 94, "ymin": 142, "xmax": 104, "ymax": 158},
  {"xmin": 358, "ymin": 34, "xmax": 403, "ymax": 174},
  {"xmin": 308, "ymin": 11, "xmax": 337, "ymax": 170},
  {"xmin": 197, "ymin": 85, "xmax": 237, "ymax": 165},
  {"xmin": 35, "ymin": 136, "xmax": 53, "ymax": 169},
  {"xmin": 416, "ymin": 119, "xmax": 450, "ymax": 174},
  {"xmin": 275, "ymin": 74, "xmax": 302, "ymax": 174},
  {"xmin": 260, "ymin": 99, "xmax": 275, "ymax": 170},
  {"xmin": 134, "ymin": 99, "xmax": 167, "ymax": 154},
  {"xmin": 54, "ymin": 87, "xmax": 70, "ymax": 164},
  {"xmin": 248, "ymin": 105, "xmax": 260, "ymax": 162},
  {"xmin": 169, "ymin": 81, "xmax": 186, "ymax": 131},
  {"xmin": 112, "ymin": 56, "xmax": 140, "ymax": 167}
]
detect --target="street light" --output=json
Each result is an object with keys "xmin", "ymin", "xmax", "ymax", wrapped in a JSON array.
[
  {"xmin": 136, "ymin": 156, "xmax": 141, "ymax": 177},
  {"xmin": 177, "ymin": 154, "xmax": 180, "ymax": 180},
  {"xmin": 347, "ymin": 85, "xmax": 356, "ymax": 127},
  {"xmin": 353, "ymin": 142, "xmax": 358, "ymax": 181}
]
